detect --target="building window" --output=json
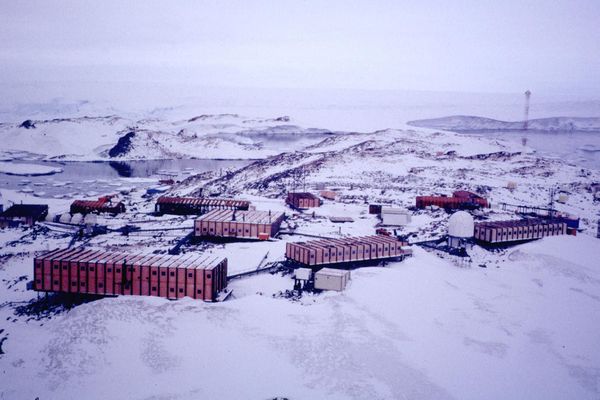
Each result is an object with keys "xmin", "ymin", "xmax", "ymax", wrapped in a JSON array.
[
  {"xmin": 170, "ymin": 288, "xmax": 174, "ymax": 292},
  {"xmin": 81, "ymin": 282, "xmax": 86, "ymax": 287},
  {"xmin": 161, "ymin": 271, "xmax": 166, "ymax": 276},
  {"xmin": 116, "ymin": 269, "xmax": 121, "ymax": 273},
  {"xmin": 54, "ymin": 265, "xmax": 58, "ymax": 270},
  {"xmin": 152, "ymin": 286, "xmax": 157, "ymax": 291},
  {"xmin": 108, "ymin": 268, "xmax": 112, "ymax": 272},
  {"xmin": 179, "ymin": 288, "xmax": 183, "ymax": 293},
  {"xmin": 90, "ymin": 267, "xmax": 95, "ymax": 272},
  {"xmin": 197, "ymin": 289, "xmax": 202, "ymax": 294},
  {"xmin": 53, "ymin": 280, "xmax": 59, "ymax": 285},
  {"xmin": 62, "ymin": 266, "xmax": 67, "ymax": 270},
  {"xmin": 36, "ymin": 279, "xmax": 41, "ymax": 283},
  {"xmin": 188, "ymin": 273, "xmax": 193, "ymax": 278},
  {"xmin": 170, "ymin": 272, "xmax": 175, "ymax": 277},
  {"xmin": 207, "ymin": 274, "xmax": 211, "ymax": 279},
  {"xmin": 80, "ymin": 266, "xmax": 85, "ymax": 271},
  {"xmin": 72, "ymin": 282, "xmax": 76, "ymax": 286}
]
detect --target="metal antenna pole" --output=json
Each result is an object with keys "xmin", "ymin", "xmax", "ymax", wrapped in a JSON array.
[{"xmin": 523, "ymin": 90, "xmax": 531, "ymax": 130}]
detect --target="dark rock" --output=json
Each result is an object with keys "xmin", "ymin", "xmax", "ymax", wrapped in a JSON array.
[
  {"xmin": 19, "ymin": 120, "xmax": 36, "ymax": 129},
  {"xmin": 108, "ymin": 131, "xmax": 136, "ymax": 158}
]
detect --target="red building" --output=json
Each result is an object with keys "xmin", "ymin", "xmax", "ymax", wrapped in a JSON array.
[
  {"xmin": 286, "ymin": 235, "xmax": 411, "ymax": 266},
  {"xmin": 70, "ymin": 196, "xmax": 125, "ymax": 215},
  {"xmin": 286, "ymin": 192, "xmax": 321, "ymax": 209},
  {"xmin": 155, "ymin": 196, "xmax": 250, "ymax": 215},
  {"xmin": 33, "ymin": 248, "xmax": 227, "ymax": 301},
  {"xmin": 416, "ymin": 190, "xmax": 489, "ymax": 210}
]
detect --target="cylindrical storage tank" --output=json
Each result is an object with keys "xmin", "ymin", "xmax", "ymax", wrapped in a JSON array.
[
  {"xmin": 59, "ymin": 213, "xmax": 72, "ymax": 224},
  {"xmin": 70, "ymin": 213, "xmax": 84, "ymax": 225},
  {"xmin": 84, "ymin": 214, "xmax": 97, "ymax": 225},
  {"xmin": 448, "ymin": 211, "xmax": 475, "ymax": 238},
  {"xmin": 46, "ymin": 212, "xmax": 58, "ymax": 222}
]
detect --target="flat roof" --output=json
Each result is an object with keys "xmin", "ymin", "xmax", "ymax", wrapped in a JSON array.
[
  {"xmin": 475, "ymin": 218, "xmax": 564, "ymax": 229},
  {"xmin": 1, "ymin": 204, "xmax": 48, "ymax": 218},
  {"xmin": 288, "ymin": 192, "xmax": 319, "ymax": 199},
  {"xmin": 196, "ymin": 209, "xmax": 284, "ymax": 224},
  {"xmin": 157, "ymin": 196, "xmax": 249, "ymax": 207},
  {"xmin": 36, "ymin": 248, "xmax": 226, "ymax": 270}
]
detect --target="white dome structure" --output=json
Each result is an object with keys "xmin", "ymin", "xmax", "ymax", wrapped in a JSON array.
[{"xmin": 448, "ymin": 211, "xmax": 475, "ymax": 238}]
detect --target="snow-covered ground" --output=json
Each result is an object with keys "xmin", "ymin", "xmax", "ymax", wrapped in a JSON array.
[
  {"xmin": 1, "ymin": 107, "xmax": 600, "ymax": 399},
  {"xmin": 1, "ymin": 233, "xmax": 599, "ymax": 399}
]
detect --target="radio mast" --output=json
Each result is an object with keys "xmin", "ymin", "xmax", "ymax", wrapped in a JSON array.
[{"xmin": 523, "ymin": 90, "xmax": 531, "ymax": 130}]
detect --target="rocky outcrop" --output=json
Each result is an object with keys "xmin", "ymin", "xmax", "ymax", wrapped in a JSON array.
[{"xmin": 108, "ymin": 131, "xmax": 136, "ymax": 158}]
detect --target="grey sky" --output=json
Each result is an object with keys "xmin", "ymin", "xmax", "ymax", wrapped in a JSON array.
[{"xmin": 1, "ymin": 0, "xmax": 599, "ymax": 94}]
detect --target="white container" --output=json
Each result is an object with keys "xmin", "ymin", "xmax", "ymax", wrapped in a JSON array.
[
  {"xmin": 381, "ymin": 208, "xmax": 411, "ymax": 226},
  {"xmin": 295, "ymin": 268, "xmax": 312, "ymax": 281},
  {"xmin": 314, "ymin": 268, "xmax": 351, "ymax": 291}
]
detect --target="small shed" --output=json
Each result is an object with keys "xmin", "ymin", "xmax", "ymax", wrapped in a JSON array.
[
  {"xmin": 286, "ymin": 192, "xmax": 321, "ymax": 209},
  {"xmin": 369, "ymin": 204, "xmax": 382, "ymax": 214},
  {"xmin": 381, "ymin": 208, "xmax": 411, "ymax": 226},
  {"xmin": 314, "ymin": 268, "xmax": 351, "ymax": 291},
  {"xmin": 0, "ymin": 204, "xmax": 48, "ymax": 228},
  {"xmin": 295, "ymin": 268, "xmax": 312, "ymax": 281},
  {"xmin": 319, "ymin": 190, "xmax": 336, "ymax": 200}
]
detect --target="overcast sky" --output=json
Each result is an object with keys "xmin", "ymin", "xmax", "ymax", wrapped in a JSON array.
[{"xmin": 1, "ymin": 0, "xmax": 599, "ymax": 94}]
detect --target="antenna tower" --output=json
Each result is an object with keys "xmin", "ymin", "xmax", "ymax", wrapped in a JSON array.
[{"xmin": 523, "ymin": 90, "xmax": 531, "ymax": 130}]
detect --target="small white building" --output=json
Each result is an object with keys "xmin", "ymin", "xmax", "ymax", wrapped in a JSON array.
[
  {"xmin": 381, "ymin": 207, "xmax": 411, "ymax": 226},
  {"xmin": 314, "ymin": 268, "xmax": 351, "ymax": 291},
  {"xmin": 295, "ymin": 268, "xmax": 312, "ymax": 281},
  {"xmin": 447, "ymin": 211, "xmax": 474, "ymax": 249}
]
